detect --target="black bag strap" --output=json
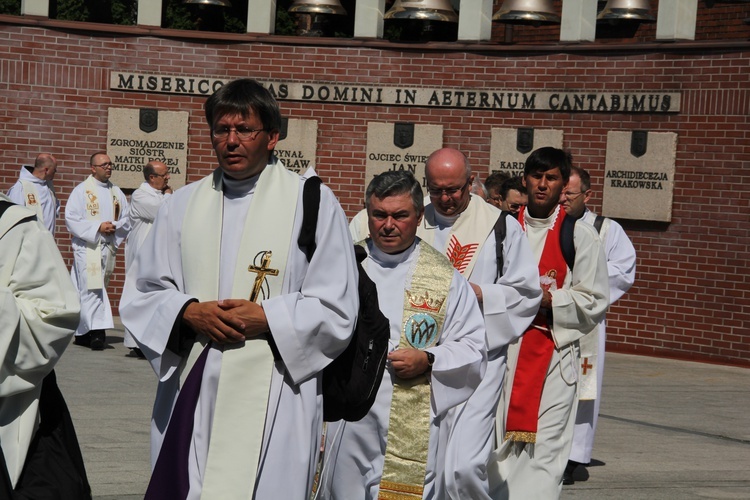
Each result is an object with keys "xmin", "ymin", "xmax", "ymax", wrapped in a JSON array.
[
  {"xmin": 560, "ymin": 213, "xmax": 576, "ymax": 271},
  {"xmin": 593, "ymin": 214, "xmax": 605, "ymax": 234},
  {"xmin": 298, "ymin": 176, "xmax": 323, "ymax": 262},
  {"xmin": 494, "ymin": 210, "xmax": 512, "ymax": 279}
]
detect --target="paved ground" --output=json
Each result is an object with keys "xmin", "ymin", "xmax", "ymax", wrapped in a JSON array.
[{"xmin": 55, "ymin": 318, "xmax": 750, "ymax": 499}]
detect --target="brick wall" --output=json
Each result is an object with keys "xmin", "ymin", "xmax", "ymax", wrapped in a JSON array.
[{"xmin": 1, "ymin": 15, "xmax": 748, "ymax": 366}]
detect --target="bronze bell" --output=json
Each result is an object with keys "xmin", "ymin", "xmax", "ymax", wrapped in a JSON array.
[
  {"xmin": 288, "ymin": 0, "xmax": 347, "ymax": 15},
  {"xmin": 492, "ymin": 0, "xmax": 561, "ymax": 24},
  {"xmin": 183, "ymin": 0, "xmax": 232, "ymax": 7},
  {"xmin": 597, "ymin": 0, "xmax": 656, "ymax": 22},
  {"xmin": 383, "ymin": 0, "xmax": 459, "ymax": 23}
]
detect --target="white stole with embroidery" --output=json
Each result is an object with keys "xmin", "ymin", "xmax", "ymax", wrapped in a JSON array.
[
  {"xmin": 418, "ymin": 195, "xmax": 499, "ymax": 277},
  {"xmin": 181, "ymin": 162, "xmax": 300, "ymax": 499}
]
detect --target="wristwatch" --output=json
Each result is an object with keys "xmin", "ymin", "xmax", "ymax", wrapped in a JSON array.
[{"xmin": 425, "ymin": 351, "xmax": 435, "ymax": 368}]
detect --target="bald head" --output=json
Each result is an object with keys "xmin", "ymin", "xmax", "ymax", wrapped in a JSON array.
[
  {"xmin": 425, "ymin": 148, "xmax": 474, "ymax": 217},
  {"xmin": 144, "ymin": 161, "xmax": 171, "ymax": 191},
  {"xmin": 33, "ymin": 153, "xmax": 57, "ymax": 181}
]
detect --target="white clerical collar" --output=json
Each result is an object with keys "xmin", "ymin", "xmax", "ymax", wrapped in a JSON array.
[
  {"xmin": 525, "ymin": 204, "xmax": 561, "ymax": 230},
  {"xmin": 222, "ymin": 173, "xmax": 259, "ymax": 199},
  {"xmin": 367, "ymin": 238, "xmax": 418, "ymax": 268},
  {"xmin": 432, "ymin": 206, "xmax": 461, "ymax": 227},
  {"xmin": 90, "ymin": 176, "xmax": 111, "ymax": 188}
]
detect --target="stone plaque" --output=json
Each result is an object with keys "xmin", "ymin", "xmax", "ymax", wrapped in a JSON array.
[
  {"xmin": 489, "ymin": 128, "xmax": 564, "ymax": 179},
  {"xmin": 107, "ymin": 108, "xmax": 188, "ymax": 190},
  {"xmin": 276, "ymin": 118, "xmax": 318, "ymax": 175},
  {"xmin": 365, "ymin": 122, "xmax": 443, "ymax": 190},
  {"xmin": 602, "ymin": 131, "xmax": 677, "ymax": 222}
]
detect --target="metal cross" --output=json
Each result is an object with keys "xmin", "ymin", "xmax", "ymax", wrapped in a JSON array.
[{"xmin": 248, "ymin": 251, "xmax": 279, "ymax": 302}]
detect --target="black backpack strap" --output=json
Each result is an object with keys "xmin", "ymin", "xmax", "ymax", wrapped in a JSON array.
[
  {"xmin": 560, "ymin": 213, "xmax": 577, "ymax": 271},
  {"xmin": 298, "ymin": 176, "xmax": 322, "ymax": 263},
  {"xmin": 593, "ymin": 215, "xmax": 605, "ymax": 234},
  {"xmin": 494, "ymin": 210, "xmax": 511, "ymax": 280}
]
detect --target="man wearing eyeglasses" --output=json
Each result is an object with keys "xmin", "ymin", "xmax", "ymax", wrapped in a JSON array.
[
  {"xmin": 122, "ymin": 161, "xmax": 173, "ymax": 358},
  {"xmin": 560, "ymin": 166, "xmax": 636, "ymax": 485},
  {"xmin": 65, "ymin": 152, "xmax": 130, "ymax": 351},
  {"xmin": 120, "ymin": 78, "xmax": 358, "ymax": 500},
  {"xmin": 416, "ymin": 147, "xmax": 542, "ymax": 499},
  {"xmin": 497, "ymin": 176, "xmax": 528, "ymax": 217}
]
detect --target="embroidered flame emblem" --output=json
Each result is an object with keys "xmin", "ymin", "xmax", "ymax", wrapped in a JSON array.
[{"xmin": 446, "ymin": 235, "xmax": 478, "ymax": 274}]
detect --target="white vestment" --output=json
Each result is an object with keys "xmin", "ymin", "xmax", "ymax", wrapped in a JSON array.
[
  {"xmin": 349, "ymin": 207, "xmax": 369, "ymax": 242},
  {"xmin": 0, "ymin": 195, "xmax": 80, "ymax": 486},
  {"xmin": 569, "ymin": 208, "xmax": 636, "ymax": 464},
  {"xmin": 489, "ymin": 206, "xmax": 610, "ymax": 500},
  {"xmin": 6, "ymin": 166, "xmax": 59, "ymax": 234},
  {"xmin": 65, "ymin": 176, "xmax": 129, "ymax": 336},
  {"xmin": 417, "ymin": 195, "xmax": 542, "ymax": 499},
  {"xmin": 119, "ymin": 162, "xmax": 359, "ymax": 500},
  {"xmin": 320, "ymin": 238, "xmax": 486, "ymax": 500},
  {"xmin": 123, "ymin": 182, "xmax": 171, "ymax": 348}
]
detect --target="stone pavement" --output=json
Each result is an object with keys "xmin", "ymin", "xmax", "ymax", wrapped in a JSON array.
[{"xmin": 54, "ymin": 318, "xmax": 750, "ymax": 499}]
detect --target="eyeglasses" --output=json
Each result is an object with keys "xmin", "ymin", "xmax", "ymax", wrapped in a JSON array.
[
  {"xmin": 150, "ymin": 173, "xmax": 168, "ymax": 178},
  {"xmin": 93, "ymin": 162, "xmax": 113, "ymax": 169},
  {"xmin": 212, "ymin": 126, "xmax": 268, "ymax": 141},
  {"xmin": 427, "ymin": 179, "xmax": 470, "ymax": 198},
  {"xmin": 564, "ymin": 191, "xmax": 586, "ymax": 200}
]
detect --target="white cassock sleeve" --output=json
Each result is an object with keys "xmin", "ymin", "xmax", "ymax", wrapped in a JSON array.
[
  {"xmin": 550, "ymin": 221, "xmax": 610, "ymax": 348},
  {"xmin": 428, "ymin": 270, "xmax": 487, "ymax": 416},
  {"xmin": 65, "ymin": 184, "xmax": 101, "ymax": 244},
  {"xmin": 604, "ymin": 220, "xmax": 636, "ymax": 304},
  {"xmin": 470, "ymin": 217, "xmax": 543, "ymax": 353}
]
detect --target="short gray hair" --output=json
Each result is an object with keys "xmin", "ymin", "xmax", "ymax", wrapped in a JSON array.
[{"xmin": 365, "ymin": 170, "xmax": 424, "ymax": 213}]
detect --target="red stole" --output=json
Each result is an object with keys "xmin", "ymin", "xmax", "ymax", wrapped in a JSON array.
[{"xmin": 505, "ymin": 206, "xmax": 569, "ymax": 443}]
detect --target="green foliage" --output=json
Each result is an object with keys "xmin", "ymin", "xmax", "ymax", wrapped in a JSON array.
[{"xmin": 0, "ymin": 0, "xmax": 21, "ymax": 16}]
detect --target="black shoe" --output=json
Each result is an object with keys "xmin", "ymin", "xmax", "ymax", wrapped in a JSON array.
[
  {"xmin": 130, "ymin": 348, "xmax": 146, "ymax": 359},
  {"xmin": 90, "ymin": 330, "xmax": 106, "ymax": 351},
  {"xmin": 73, "ymin": 332, "xmax": 91, "ymax": 347},
  {"xmin": 563, "ymin": 460, "xmax": 579, "ymax": 485}
]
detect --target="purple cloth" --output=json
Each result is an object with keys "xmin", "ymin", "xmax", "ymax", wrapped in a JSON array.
[{"xmin": 145, "ymin": 343, "xmax": 211, "ymax": 500}]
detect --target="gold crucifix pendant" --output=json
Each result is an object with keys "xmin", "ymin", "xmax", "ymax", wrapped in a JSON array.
[{"xmin": 248, "ymin": 251, "xmax": 279, "ymax": 302}]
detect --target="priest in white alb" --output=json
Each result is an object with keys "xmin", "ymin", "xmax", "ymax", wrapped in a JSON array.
[
  {"xmin": 6, "ymin": 153, "xmax": 60, "ymax": 234},
  {"xmin": 120, "ymin": 79, "xmax": 359, "ymax": 500},
  {"xmin": 417, "ymin": 148, "xmax": 542, "ymax": 499},
  {"xmin": 320, "ymin": 170, "xmax": 486, "ymax": 499},
  {"xmin": 65, "ymin": 152, "xmax": 130, "ymax": 351},
  {"xmin": 0, "ymin": 194, "xmax": 81, "ymax": 490},
  {"xmin": 123, "ymin": 160, "xmax": 172, "ymax": 356}
]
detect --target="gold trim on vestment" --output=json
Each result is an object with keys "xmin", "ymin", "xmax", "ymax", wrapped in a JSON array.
[
  {"xmin": 379, "ymin": 242, "xmax": 454, "ymax": 497},
  {"xmin": 504, "ymin": 430, "xmax": 537, "ymax": 443}
]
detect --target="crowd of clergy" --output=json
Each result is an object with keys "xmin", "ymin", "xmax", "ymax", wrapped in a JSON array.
[{"xmin": 1, "ymin": 77, "xmax": 635, "ymax": 499}]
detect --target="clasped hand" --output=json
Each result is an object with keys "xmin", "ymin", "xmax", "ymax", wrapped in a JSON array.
[
  {"xmin": 388, "ymin": 348, "xmax": 430, "ymax": 379},
  {"xmin": 183, "ymin": 299, "xmax": 269, "ymax": 345}
]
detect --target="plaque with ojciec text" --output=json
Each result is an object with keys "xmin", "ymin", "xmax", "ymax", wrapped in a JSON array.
[
  {"xmin": 602, "ymin": 131, "xmax": 677, "ymax": 222},
  {"xmin": 489, "ymin": 128, "xmax": 564, "ymax": 180},
  {"xmin": 276, "ymin": 119, "xmax": 318, "ymax": 175},
  {"xmin": 365, "ymin": 122, "xmax": 443, "ymax": 190},
  {"xmin": 107, "ymin": 108, "xmax": 188, "ymax": 190}
]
